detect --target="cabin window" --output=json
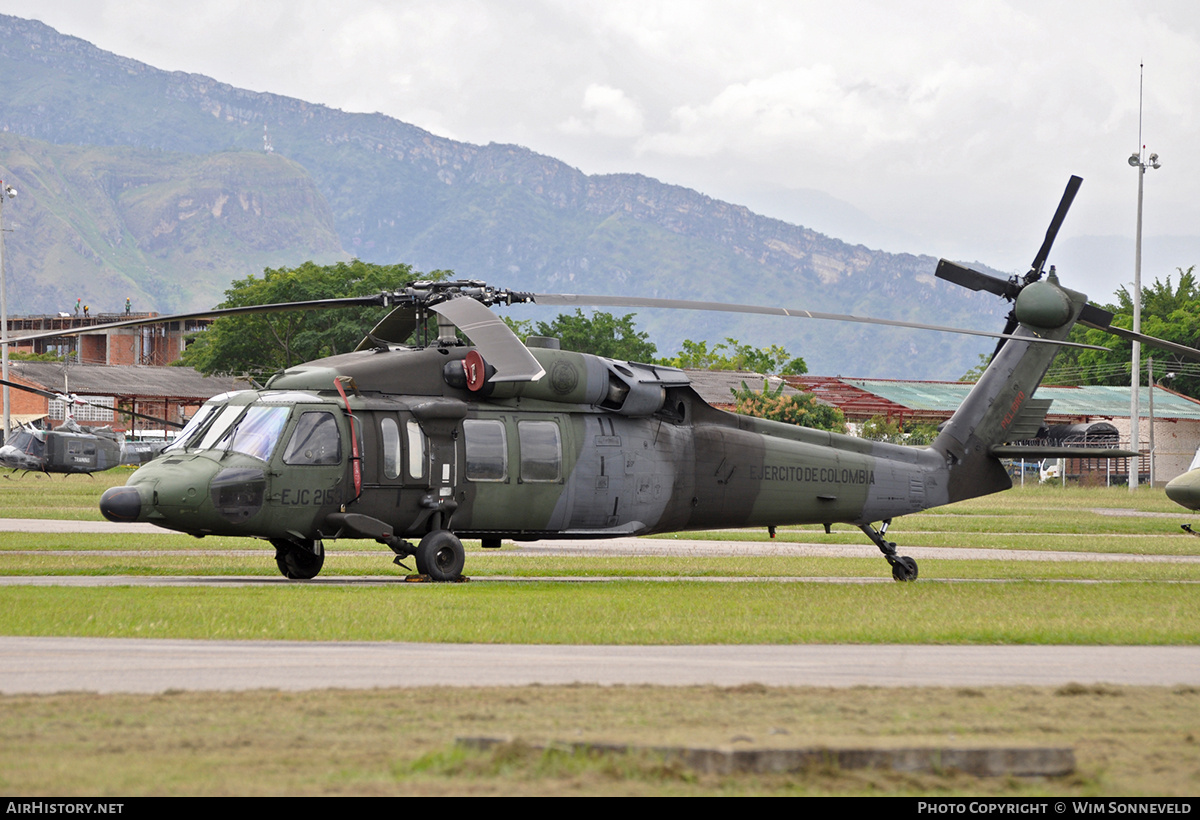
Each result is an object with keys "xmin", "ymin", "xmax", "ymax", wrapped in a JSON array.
[
  {"xmin": 463, "ymin": 419, "xmax": 507, "ymax": 482},
  {"xmin": 380, "ymin": 417, "xmax": 401, "ymax": 479},
  {"xmin": 518, "ymin": 420, "xmax": 561, "ymax": 483},
  {"xmin": 283, "ymin": 411, "xmax": 342, "ymax": 466},
  {"xmin": 67, "ymin": 440, "xmax": 96, "ymax": 456},
  {"xmin": 406, "ymin": 420, "xmax": 427, "ymax": 481}
]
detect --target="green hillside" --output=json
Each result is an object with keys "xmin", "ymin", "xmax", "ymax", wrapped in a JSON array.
[{"xmin": 0, "ymin": 134, "xmax": 345, "ymax": 315}]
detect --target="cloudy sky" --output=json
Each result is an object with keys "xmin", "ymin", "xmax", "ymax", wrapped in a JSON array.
[{"xmin": 4, "ymin": 0, "xmax": 1198, "ymax": 301}]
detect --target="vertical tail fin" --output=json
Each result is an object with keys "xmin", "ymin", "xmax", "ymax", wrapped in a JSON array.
[
  {"xmin": 927, "ymin": 176, "xmax": 1087, "ymax": 503},
  {"xmin": 932, "ymin": 270, "xmax": 1087, "ymax": 502}
]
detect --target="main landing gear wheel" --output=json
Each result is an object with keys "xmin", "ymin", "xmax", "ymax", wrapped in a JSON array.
[
  {"xmin": 890, "ymin": 555, "xmax": 918, "ymax": 582},
  {"xmin": 415, "ymin": 530, "xmax": 465, "ymax": 582},
  {"xmin": 272, "ymin": 538, "xmax": 325, "ymax": 580}
]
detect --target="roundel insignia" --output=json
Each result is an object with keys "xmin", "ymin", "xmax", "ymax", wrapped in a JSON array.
[
  {"xmin": 549, "ymin": 361, "xmax": 579, "ymax": 395},
  {"xmin": 464, "ymin": 350, "xmax": 487, "ymax": 392}
]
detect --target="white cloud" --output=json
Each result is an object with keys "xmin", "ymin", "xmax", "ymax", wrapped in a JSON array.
[{"xmin": 560, "ymin": 84, "xmax": 645, "ymax": 138}]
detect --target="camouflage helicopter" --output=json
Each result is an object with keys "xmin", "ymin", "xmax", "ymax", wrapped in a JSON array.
[
  {"xmin": 0, "ymin": 379, "xmax": 183, "ymax": 475},
  {"xmin": 1165, "ymin": 446, "xmax": 1200, "ymax": 526},
  {"xmin": 1167, "ymin": 461, "xmax": 1200, "ymax": 518},
  {"xmin": 11, "ymin": 176, "xmax": 1198, "ymax": 581}
]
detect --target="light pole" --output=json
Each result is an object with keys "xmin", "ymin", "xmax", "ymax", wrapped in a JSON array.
[
  {"xmin": 0, "ymin": 181, "xmax": 15, "ymax": 442},
  {"xmin": 1128, "ymin": 147, "xmax": 1160, "ymax": 489},
  {"xmin": 1128, "ymin": 61, "xmax": 1160, "ymax": 491}
]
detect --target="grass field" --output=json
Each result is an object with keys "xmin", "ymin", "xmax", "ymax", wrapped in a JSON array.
[
  {"xmin": 2, "ymin": 684, "xmax": 1198, "ymax": 797},
  {"xmin": 1, "ymin": 472, "xmax": 1198, "ymax": 795}
]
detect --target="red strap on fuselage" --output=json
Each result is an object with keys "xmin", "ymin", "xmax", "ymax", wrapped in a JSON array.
[{"xmin": 333, "ymin": 378, "xmax": 362, "ymax": 499}]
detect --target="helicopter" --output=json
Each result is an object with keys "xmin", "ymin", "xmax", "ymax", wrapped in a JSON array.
[
  {"xmin": 0, "ymin": 379, "xmax": 183, "ymax": 475},
  {"xmin": 10, "ymin": 175, "xmax": 1200, "ymax": 582},
  {"xmin": 1166, "ymin": 447, "xmax": 1200, "ymax": 521}
]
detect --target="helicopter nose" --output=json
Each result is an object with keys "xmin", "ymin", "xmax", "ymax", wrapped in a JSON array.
[
  {"xmin": 100, "ymin": 485, "xmax": 144, "ymax": 522},
  {"xmin": 1165, "ymin": 470, "xmax": 1200, "ymax": 511}
]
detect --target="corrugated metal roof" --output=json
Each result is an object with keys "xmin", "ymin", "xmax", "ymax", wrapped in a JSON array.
[
  {"xmin": 844, "ymin": 379, "xmax": 1200, "ymax": 420},
  {"xmin": 684, "ymin": 370, "xmax": 799, "ymax": 406},
  {"xmin": 842, "ymin": 380, "xmax": 972, "ymax": 412}
]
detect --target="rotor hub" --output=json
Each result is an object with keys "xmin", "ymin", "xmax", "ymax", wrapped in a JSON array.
[{"xmin": 1014, "ymin": 279, "xmax": 1073, "ymax": 330}]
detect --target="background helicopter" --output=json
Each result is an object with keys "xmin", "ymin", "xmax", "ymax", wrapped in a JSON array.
[
  {"xmin": 0, "ymin": 378, "xmax": 183, "ymax": 475},
  {"xmin": 8, "ymin": 176, "xmax": 1200, "ymax": 582},
  {"xmin": 1165, "ymin": 448, "xmax": 1200, "ymax": 521}
]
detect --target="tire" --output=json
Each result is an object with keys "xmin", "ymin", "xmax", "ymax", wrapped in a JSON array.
[
  {"xmin": 272, "ymin": 538, "xmax": 325, "ymax": 580},
  {"xmin": 891, "ymin": 555, "xmax": 918, "ymax": 582},
  {"xmin": 415, "ymin": 530, "xmax": 465, "ymax": 582}
]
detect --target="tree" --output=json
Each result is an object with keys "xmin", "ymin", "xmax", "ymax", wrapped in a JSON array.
[
  {"xmin": 860, "ymin": 415, "xmax": 939, "ymax": 445},
  {"xmin": 730, "ymin": 379, "xmax": 846, "ymax": 433},
  {"xmin": 959, "ymin": 353, "xmax": 990, "ymax": 383},
  {"xmin": 511, "ymin": 310, "xmax": 658, "ymax": 362},
  {"xmin": 661, "ymin": 338, "xmax": 807, "ymax": 375},
  {"xmin": 180, "ymin": 260, "xmax": 447, "ymax": 376}
]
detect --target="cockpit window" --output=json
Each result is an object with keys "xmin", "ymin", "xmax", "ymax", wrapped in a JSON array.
[
  {"xmin": 195, "ymin": 405, "xmax": 248, "ymax": 451},
  {"xmin": 283, "ymin": 412, "xmax": 342, "ymax": 466},
  {"xmin": 163, "ymin": 403, "xmax": 221, "ymax": 453},
  {"xmin": 8, "ymin": 430, "xmax": 43, "ymax": 457},
  {"xmin": 219, "ymin": 405, "xmax": 290, "ymax": 462}
]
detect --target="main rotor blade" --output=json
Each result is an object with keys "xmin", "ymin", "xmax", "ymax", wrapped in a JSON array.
[
  {"xmin": 0, "ymin": 380, "xmax": 183, "ymax": 428},
  {"xmin": 531, "ymin": 293, "xmax": 1108, "ymax": 352},
  {"xmin": 1030, "ymin": 175, "xmax": 1082, "ymax": 275},
  {"xmin": 432, "ymin": 297, "xmax": 546, "ymax": 382},
  {"xmin": 354, "ymin": 305, "xmax": 420, "ymax": 351},
  {"xmin": 0, "ymin": 295, "xmax": 389, "ymax": 347},
  {"xmin": 1078, "ymin": 320, "xmax": 1200, "ymax": 363},
  {"xmin": 0, "ymin": 378, "xmax": 57, "ymax": 401},
  {"xmin": 0, "ymin": 379, "xmax": 184, "ymax": 428},
  {"xmin": 105, "ymin": 405, "xmax": 186, "ymax": 429}
]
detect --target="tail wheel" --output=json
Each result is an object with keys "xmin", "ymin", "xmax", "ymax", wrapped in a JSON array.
[
  {"xmin": 891, "ymin": 556, "xmax": 918, "ymax": 582},
  {"xmin": 272, "ymin": 538, "xmax": 325, "ymax": 580},
  {"xmin": 415, "ymin": 530, "xmax": 465, "ymax": 582}
]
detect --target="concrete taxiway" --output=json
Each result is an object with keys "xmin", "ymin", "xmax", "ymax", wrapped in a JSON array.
[{"xmin": 3, "ymin": 637, "xmax": 1198, "ymax": 694}]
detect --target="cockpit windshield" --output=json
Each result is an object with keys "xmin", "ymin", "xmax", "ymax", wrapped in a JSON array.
[
  {"xmin": 7, "ymin": 430, "xmax": 44, "ymax": 457},
  {"xmin": 163, "ymin": 403, "xmax": 221, "ymax": 453},
  {"xmin": 195, "ymin": 405, "xmax": 248, "ymax": 451},
  {"xmin": 215, "ymin": 405, "xmax": 290, "ymax": 462},
  {"xmin": 164, "ymin": 393, "xmax": 333, "ymax": 465}
]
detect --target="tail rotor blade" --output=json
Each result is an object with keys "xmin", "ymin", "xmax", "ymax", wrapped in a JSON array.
[
  {"xmin": 935, "ymin": 260, "xmax": 1017, "ymax": 299},
  {"xmin": 1030, "ymin": 175, "xmax": 1082, "ymax": 276}
]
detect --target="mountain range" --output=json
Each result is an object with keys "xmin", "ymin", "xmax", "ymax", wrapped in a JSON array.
[{"xmin": 0, "ymin": 13, "xmax": 1009, "ymax": 379}]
